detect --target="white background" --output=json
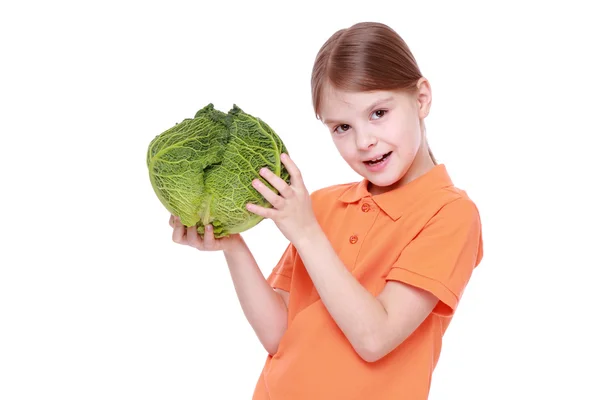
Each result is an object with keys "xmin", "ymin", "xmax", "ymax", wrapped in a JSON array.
[{"xmin": 1, "ymin": 0, "xmax": 599, "ymax": 399}]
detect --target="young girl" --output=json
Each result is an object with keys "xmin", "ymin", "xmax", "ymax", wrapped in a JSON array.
[{"xmin": 170, "ymin": 21, "xmax": 484, "ymax": 399}]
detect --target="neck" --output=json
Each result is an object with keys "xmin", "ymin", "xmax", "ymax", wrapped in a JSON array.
[
  {"xmin": 396, "ymin": 126, "xmax": 437, "ymax": 184},
  {"xmin": 401, "ymin": 147, "xmax": 435, "ymax": 186}
]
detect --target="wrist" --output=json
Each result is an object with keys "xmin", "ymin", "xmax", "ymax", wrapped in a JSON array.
[
  {"xmin": 293, "ymin": 222, "xmax": 323, "ymax": 250},
  {"xmin": 222, "ymin": 233, "xmax": 245, "ymax": 253}
]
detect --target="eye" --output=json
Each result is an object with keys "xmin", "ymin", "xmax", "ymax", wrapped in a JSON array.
[
  {"xmin": 334, "ymin": 124, "xmax": 351, "ymax": 134},
  {"xmin": 371, "ymin": 109, "xmax": 387, "ymax": 119}
]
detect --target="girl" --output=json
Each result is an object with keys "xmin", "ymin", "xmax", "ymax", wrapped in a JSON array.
[{"xmin": 170, "ymin": 21, "xmax": 484, "ymax": 399}]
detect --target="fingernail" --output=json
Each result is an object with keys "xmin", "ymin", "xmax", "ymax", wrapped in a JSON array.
[
  {"xmin": 281, "ymin": 153, "xmax": 287, "ymax": 159},
  {"xmin": 206, "ymin": 225, "xmax": 212, "ymax": 231}
]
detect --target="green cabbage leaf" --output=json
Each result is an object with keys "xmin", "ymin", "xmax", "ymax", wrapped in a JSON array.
[{"xmin": 147, "ymin": 104, "xmax": 290, "ymax": 238}]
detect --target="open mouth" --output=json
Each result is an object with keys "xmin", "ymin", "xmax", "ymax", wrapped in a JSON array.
[{"xmin": 365, "ymin": 151, "xmax": 392, "ymax": 165}]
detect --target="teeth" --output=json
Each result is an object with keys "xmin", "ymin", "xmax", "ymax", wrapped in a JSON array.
[{"xmin": 367, "ymin": 152, "xmax": 390, "ymax": 163}]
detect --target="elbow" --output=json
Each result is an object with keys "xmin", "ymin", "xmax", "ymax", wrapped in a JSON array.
[
  {"xmin": 262, "ymin": 336, "xmax": 281, "ymax": 356},
  {"xmin": 262, "ymin": 323, "xmax": 288, "ymax": 356},
  {"xmin": 265, "ymin": 343, "xmax": 279, "ymax": 356},
  {"xmin": 355, "ymin": 336, "xmax": 387, "ymax": 363},
  {"xmin": 357, "ymin": 348, "xmax": 384, "ymax": 363},
  {"xmin": 356, "ymin": 331, "xmax": 406, "ymax": 363}
]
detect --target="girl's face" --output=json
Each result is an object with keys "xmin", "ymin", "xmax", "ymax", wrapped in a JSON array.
[{"xmin": 319, "ymin": 78, "xmax": 434, "ymax": 195}]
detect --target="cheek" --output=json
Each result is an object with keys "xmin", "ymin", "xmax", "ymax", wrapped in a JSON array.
[
  {"xmin": 386, "ymin": 123, "xmax": 420, "ymax": 152},
  {"xmin": 333, "ymin": 139, "xmax": 355, "ymax": 160}
]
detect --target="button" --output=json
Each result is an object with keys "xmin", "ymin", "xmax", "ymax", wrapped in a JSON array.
[
  {"xmin": 361, "ymin": 203, "xmax": 370, "ymax": 212},
  {"xmin": 349, "ymin": 235, "xmax": 358, "ymax": 244}
]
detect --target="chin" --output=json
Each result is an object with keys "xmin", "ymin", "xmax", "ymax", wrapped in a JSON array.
[
  {"xmin": 357, "ymin": 160, "xmax": 410, "ymax": 191},
  {"xmin": 368, "ymin": 175, "xmax": 402, "ymax": 188}
]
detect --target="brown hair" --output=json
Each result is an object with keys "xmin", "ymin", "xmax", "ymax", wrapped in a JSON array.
[{"xmin": 311, "ymin": 22, "xmax": 437, "ymax": 164}]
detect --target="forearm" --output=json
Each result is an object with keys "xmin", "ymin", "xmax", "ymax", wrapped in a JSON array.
[
  {"xmin": 223, "ymin": 236, "xmax": 288, "ymax": 355},
  {"xmin": 294, "ymin": 228, "xmax": 388, "ymax": 359}
]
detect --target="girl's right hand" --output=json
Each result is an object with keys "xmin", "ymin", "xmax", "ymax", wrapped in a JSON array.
[{"xmin": 169, "ymin": 214, "xmax": 241, "ymax": 252}]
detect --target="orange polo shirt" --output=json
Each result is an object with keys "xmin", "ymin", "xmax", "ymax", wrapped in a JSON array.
[{"xmin": 253, "ymin": 164, "xmax": 484, "ymax": 399}]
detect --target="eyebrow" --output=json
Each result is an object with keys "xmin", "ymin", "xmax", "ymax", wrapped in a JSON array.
[{"xmin": 322, "ymin": 96, "xmax": 394, "ymax": 125}]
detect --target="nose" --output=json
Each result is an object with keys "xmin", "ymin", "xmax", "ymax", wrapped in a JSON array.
[{"xmin": 355, "ymin": 129, "xmax": 377, "ymax": 150}]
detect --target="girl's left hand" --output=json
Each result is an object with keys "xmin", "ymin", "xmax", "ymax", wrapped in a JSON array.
[{"xmin": 247, "ymin": 153, "xmax": 319, "ymax": 244}]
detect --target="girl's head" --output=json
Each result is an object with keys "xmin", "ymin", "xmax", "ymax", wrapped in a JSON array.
[{"xmin": 311, "ymin": 22, "xmax": 436, "ymax": 195}]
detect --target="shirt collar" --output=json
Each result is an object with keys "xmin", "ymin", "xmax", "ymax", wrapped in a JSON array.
[{"xmin": 337, "ymin": 164, "xmax": 454, "ymax": 220}]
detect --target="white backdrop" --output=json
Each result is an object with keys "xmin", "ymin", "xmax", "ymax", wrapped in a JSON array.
[{"xmin": 1, "ymin": 0, "xmax": 599, "ymax": 399}]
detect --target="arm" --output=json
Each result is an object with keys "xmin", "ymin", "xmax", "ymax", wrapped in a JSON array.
[
  {"xmin": 170, "ymin": 216, "xmax": 289, "ymax": 355},
  {"xmin": 223, "ymin": 235, "xmax": 289, "ymax": 355},
  {"xmin": 243, "ymin": 156, "xmax": 479, "ymax": 362},
  {"xmin": 243, "ymin": 157, "xmax": 437, "ymax": 361},
  {"xmin": 294, "ymin": 197, "xmax": 482, "ymax": 363},
  {"xmin": 295, "ymin": 228, "xmax": 437, "ymax": 363}
]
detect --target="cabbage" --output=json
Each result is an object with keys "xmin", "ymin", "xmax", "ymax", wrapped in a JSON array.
[{"xmin": 147, "ymin": 104, "xmax": 290, "ymax": 238}]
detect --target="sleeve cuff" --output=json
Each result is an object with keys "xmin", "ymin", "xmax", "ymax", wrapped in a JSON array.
[
  {"xmin": 267, "ymin": 272, "xmax": 292, "ymax": 292},
  {"xmin": 386, "ymin": 267, "xmax": 458, "ymax": 316}
]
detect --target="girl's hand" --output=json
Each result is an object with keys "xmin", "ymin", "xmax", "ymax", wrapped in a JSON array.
[
  {"xmin": 169, "ymin": 215, "xmax": 241, "ymax": 252},
  {"xmin": 246, "ymin": 153, "xmax": 319, "ymax": 243}
]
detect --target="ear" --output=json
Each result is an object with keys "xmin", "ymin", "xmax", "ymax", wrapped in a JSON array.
[{"xmin": 416, "ymin": 77, "xmax": 432, "ymax": 119}]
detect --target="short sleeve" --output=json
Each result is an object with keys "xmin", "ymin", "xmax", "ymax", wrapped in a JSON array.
[
  {"xmin": 265, "ymin": 189, "xmax": 325, "ymax": 293},
  {"xmin": 386, "ymin": 198, "xmax": 484, "ymax": 316},
  {"xmin": 266, "ymin": 243, "xmax": 297, "ymax": 292}
]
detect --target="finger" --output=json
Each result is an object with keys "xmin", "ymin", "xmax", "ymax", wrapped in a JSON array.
[
  {"xmin": 280, "ymin": 153, "xmax": 304, "ymax": 187},
  {"xmin": 252, "ymin": 178, "xmax": 285, "ymax": 208},
  {"xmin": 172, "ymin": 216, "xmax": 186, "ymax": 244},
  {"xmin": 186, "ymin": 225, "xmax": 203, "ymax": 249},
  {"xmin": 169, "ymin": 214, "xmax": 176, "ymax": 228},
  {"xmin": 203, "ymin": 225, "xmax": 215, "ymax": 249},
  {"xmin": 246, "ymin": 203, "xmax": 276, "ymax": 219},
  {"xmin": 259, "ymin": 167, "xmax": 293, "ymax": 198}
]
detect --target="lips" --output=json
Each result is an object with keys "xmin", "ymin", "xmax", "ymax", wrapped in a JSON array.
[{"xmin": 364, "ymin": 151, "xmax": 392, "ymax": 165}]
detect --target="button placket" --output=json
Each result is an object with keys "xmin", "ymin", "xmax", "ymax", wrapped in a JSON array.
[
  {"xmin": 339, "ymin": 200, "xmax": 379, "ymax": 272},
  {"xmin": 351, "ymin": 202, "xmax": 369, "ymax": 244}
]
